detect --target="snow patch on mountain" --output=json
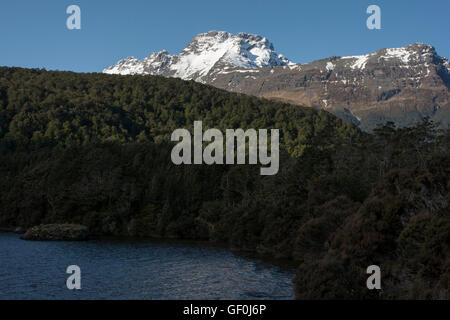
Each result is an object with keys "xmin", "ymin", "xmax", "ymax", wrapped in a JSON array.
[
  {"xmin": 103, "ymin": 57, "xmax": 144, "ymax": 75},
  {"xmin": 379, "ymin": 47, "xmax": 413, "ymax": 65},
  {"xmin": 341, "ymin": 54, "xmax": 371, "ymax": 70},
  {"xmin": 326, "ymin": 61, "xmax": 335, "ymax": 71}
]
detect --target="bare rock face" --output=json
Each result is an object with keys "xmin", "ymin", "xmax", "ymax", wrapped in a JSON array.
[
  {"xmin": 21, "ymin": 224, "xmax": 89, "ymax": 241},
  {"xmin": 103, "ymin": 32, "xmax": 450, "ymax": 131}
]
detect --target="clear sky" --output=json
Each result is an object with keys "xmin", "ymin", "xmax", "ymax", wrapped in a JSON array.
[{"xmin": 0, "ymin": 0, "xmax": 449, "ymax": 73}]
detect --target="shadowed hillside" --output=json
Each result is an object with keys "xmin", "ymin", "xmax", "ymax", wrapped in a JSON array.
[{"xmin": 0, "ymin": 67, "xmax": 448, "ymax": 299}]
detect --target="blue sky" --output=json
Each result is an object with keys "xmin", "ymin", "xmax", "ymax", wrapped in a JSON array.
[{"xmin": 0, "ymin": 0, "xmax": 449, "ymax": 73}]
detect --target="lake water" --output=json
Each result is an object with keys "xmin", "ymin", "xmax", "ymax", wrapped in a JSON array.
[{"xmin": 0, "ymin": 233, "xmax": 295, "ymax": 300}]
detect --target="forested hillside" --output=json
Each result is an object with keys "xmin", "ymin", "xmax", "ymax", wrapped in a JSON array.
[{"xmin": 0, "ymin": 67, "xmax": 448, "ymax": 299}]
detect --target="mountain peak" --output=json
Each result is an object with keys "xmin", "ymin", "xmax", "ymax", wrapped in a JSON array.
[{"xmin": 103, "ymin": 31, "xmax": 292, "ymax": 81}]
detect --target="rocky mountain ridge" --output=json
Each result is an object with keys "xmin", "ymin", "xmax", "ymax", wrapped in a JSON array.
[
  {"xmin": 103, "ymin": 32, "xmax": 450, "ymax": 131},
  {"xmin": 103, "ymin": 31, "xmax": 293, "ymax": 81}
]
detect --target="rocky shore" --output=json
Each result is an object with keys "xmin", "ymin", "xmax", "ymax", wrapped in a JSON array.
[{"xmin": 20, "ymin": 224, "xmax": 89, "ymax": 241}]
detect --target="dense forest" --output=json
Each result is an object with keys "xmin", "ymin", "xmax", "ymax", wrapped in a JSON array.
[{"xmin": 0, "ymin": 67, "xmax": 448, "ymax": 299}]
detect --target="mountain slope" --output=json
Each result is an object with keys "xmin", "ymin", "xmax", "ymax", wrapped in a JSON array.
[
  {"xmin": 210, "ymin": 43, "xmax": 450, "ymax": 131},
  {"xmin": 104, "ymin": 32, "xmax": 450, "ymax": 131}
]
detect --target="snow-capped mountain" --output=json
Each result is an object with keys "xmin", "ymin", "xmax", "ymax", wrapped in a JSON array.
[
  {"xmin": 103, "ymin": 31, "xmax": 292, "ymax": 82},
  {"xmin": 103, "ymin": 32, "xmax": 449, "ymax": 131},
  {"xmin": 104, "ymin": 50, "xmax": 175, "ymax": 76}
]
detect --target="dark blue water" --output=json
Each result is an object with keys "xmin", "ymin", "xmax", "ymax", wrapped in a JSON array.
[{"xmin": 0, "ymin": 233, "xmax": 295, "ymax": 300}]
